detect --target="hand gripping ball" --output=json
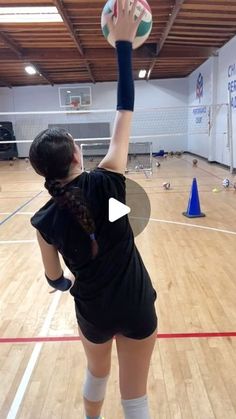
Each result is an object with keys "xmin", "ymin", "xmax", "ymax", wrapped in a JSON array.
[{"xmin": 101, "ymin": 0, "xmax": 153, "ymax": 49}]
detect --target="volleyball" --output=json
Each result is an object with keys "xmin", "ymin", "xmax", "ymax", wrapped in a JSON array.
[
  {"xmin": 163, "ymin": 182, "xmax": 170, "ymax": 190},
  {"xmin": 222, "ymin": 178, "xmax": 230, "ymax": 188},
  {"xmin": 101, "ymin": 0, "xmax": 152, "ymax": 49}
]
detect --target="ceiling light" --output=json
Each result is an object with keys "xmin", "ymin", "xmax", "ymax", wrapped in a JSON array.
[
  {"xmin": 25, "ymin": 65, "xmax": 37, "ymax": 75},
  {"xmin": 0, "ymin": 7, "xmax": 63, "ymax": 23},
  {"xmin": 147, "ymin": 68, "xmax": 152, "ymax": 79},
  {"xmin": 139, "ymin": 70, "xmax": 147, "ymax": 79}
]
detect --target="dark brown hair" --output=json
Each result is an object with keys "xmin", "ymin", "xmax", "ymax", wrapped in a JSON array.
[{"xmin": 29, "ymin": 128, "xmax": 98, "ymax": 258}]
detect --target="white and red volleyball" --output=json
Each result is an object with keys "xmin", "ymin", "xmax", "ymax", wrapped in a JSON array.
[{"xmin": 101, "ymin": 0, "xmax": 152, "ymax": 49}]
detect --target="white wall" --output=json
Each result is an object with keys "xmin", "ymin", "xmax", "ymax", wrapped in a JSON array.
[
  {"xmin": 188, "ymin": 35, "xmax": 236, "ymax": 169},
  {"xmin": 0, "ymin": 79, "xmax": 188, "ymax": 111},
  {"xmin": 0, "ymin": 78, "xmax": 188, "ymax": 157},
  {"xmin": 217, "ymin": 35, "xmax": 236, "ymax": 168},
  {"xmin": 188, "ymin": 58, "xmax": 213, "ymax": 159}
]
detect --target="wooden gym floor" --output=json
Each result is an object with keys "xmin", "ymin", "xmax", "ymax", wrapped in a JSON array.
[{"xmin": 0, "ymin": 154, "xmax": 236, "ymax": 419}]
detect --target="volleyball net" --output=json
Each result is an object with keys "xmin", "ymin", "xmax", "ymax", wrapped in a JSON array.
[{"xmin": 0, "ymin": 104, "xmax": 233, "ymax": 172}]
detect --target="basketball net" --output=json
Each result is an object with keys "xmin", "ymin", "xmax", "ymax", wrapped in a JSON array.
[{"xmin": 70, "ymin": 100, "xmax": 80, "ymax": 110}]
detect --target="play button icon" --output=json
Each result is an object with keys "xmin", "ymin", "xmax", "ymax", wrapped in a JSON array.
[
  {"xmin": 108, "ymin": 178, "xmax": 151, "ymax": 236},
  {"xmin": 109, "ymin": 198, "xmax": 131, "ymax": 222}
]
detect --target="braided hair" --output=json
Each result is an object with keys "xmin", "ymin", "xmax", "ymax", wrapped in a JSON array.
[{"xmin": 29, "ymin": 128, "xmax": 98, "ymax": 258}]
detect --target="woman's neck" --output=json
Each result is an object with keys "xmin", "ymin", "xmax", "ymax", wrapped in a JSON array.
[{"xmin": 59, "ymin": 165, "xmax": 82, "ymax": 186}]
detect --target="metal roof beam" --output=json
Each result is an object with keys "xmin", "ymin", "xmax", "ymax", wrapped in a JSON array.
[
  {"xmin": 147, "ymin": 0, "xmax": 185, "ymax": 80},
  {"xmin": 0, "ymin": 78, "xmax": 12, "ymax": 88},
  {"xmin": 0, "ymin": 32, "xmax": 54, "ymax": 85},
  {"xmin": 54, "ymin": 0, "xmax": 95, "ymax": 83}
]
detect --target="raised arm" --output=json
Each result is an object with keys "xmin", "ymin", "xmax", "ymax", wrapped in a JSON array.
[{"xmin": 99, "ymin": 0, "xmax": 144, "ymax": 174}]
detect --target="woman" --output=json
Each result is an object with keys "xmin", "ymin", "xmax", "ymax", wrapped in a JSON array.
[{"xmin": 29, "ymin": 1, "xmax": 157, "ymax": 418}]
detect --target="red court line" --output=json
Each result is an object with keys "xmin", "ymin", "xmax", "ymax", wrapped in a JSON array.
[{"xmin": 0, "ymin": 332, "xmax": 236, "ymax": 344}]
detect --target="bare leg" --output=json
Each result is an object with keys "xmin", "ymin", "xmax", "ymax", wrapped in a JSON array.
[
  {"xmin": 116, "ymin": 329, "xmax": 157, "ymax": 412},
  {"xmin": 79, "ymin": 326, "xmax": 113, "ymax": 417}
]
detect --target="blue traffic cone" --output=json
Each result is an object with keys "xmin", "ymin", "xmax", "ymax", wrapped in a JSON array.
[{"xmin": 183, "ymin": 178, "xmax": 205, "ymax": 218}]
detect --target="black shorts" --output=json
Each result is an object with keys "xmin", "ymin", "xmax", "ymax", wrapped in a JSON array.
[{"xmin": 74, "ymin": 293, "xmax": 158, "ymax": 344}]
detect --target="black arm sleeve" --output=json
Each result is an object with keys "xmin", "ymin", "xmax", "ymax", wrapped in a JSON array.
[{"xmin": 116, "ymin": 41, "xmax": 134, "ymax": 112}]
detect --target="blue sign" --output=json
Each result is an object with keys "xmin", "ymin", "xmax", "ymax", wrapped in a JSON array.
[
  {"xmin": 193, "ymin": 106, "xmax": 207, "ymax": 124},
  {"xmin": 228, "ymin": 63, "xmax": 236, "ymax": 108},
  {"xmin": 196, "ymin": 73, "xmax": 203, "ymax": 103}
]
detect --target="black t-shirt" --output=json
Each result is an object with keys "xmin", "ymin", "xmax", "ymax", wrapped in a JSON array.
[{"xmin": 31, "ymin": 168, "xmax": 155, "ymax": 328}]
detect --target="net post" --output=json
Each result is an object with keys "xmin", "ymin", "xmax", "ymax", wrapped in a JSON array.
[{"xmin": 227, "ymin": 91, "xmax": 234, "ymax": 174}]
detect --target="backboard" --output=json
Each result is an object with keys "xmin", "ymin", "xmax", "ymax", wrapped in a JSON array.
[{"xmin": 59, "ymin": 86, "xmax": 92, "ymax": 109}]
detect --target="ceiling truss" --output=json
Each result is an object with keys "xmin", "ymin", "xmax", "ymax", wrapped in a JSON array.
[{"xmin": 0, "ymin": 0, "xmax": 236, "ymax": 87}]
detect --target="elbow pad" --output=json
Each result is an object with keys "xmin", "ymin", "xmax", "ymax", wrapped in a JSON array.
[{"xmin": 45, "ymin": 272, "xmax": 72, "ymax": 291}]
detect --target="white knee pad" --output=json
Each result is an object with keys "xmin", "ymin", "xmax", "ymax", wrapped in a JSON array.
[
  {"xmin": 122, "ymin": 395, "xmax": 150, "ymax": 419},
  {"xmin": 83, "ymin": 368, "xmax": 109, "ymax": 402}
]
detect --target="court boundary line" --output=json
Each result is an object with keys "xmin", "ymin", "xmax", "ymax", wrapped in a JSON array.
[
  {"xmin": 1, "ymin": 217, "xmax": 236, "ymax": 245},
  {"xmin": 130, "ymin": 216, "xmax": 236, "ymax": 235},
  {"xmin": 6, "ymin": 292, "xmax": 62, "ymax": 419},
  {"xmin": 0, "ymin": 212, "xmax": 34, "ymax": 216},
  {"xmin": 0, "ymin": 240, "xmax": 36, "ymax": 244},
  {"xmin": 1, "ymin": 332, "xmax": 236, "ymax": 345},
  {"xmin": 0, "ymin": 191, "xmax": 43, "ymax": 227}
]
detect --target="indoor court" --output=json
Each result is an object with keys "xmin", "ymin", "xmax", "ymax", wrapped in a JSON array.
[{"xmin": 1, "ymin": 1, "xmax": 236, "ymax": 419}]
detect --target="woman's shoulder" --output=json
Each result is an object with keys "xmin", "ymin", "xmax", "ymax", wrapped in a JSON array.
[
  {"xmin": 65, "ymin": 168, "xmax": 125, "ymax": 188},
  {"xmin": 30, "ymin": 198, "xmax": 56, "ymax": 230},
  {"xmin": 89, "ymin": 167, "xmax": 126, "ymax": 187},
  {"xmin": 93, "ymin": 167, "xmax": 125, "ymax": 180},
  {"xmin": 89, "ymin": 167, "xmax": 126, "ymax": 197}
]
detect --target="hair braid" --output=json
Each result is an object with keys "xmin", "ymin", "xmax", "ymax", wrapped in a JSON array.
[{"xmin": 45, "ymin": 179, "xmax": 98, "ymax": 258}]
